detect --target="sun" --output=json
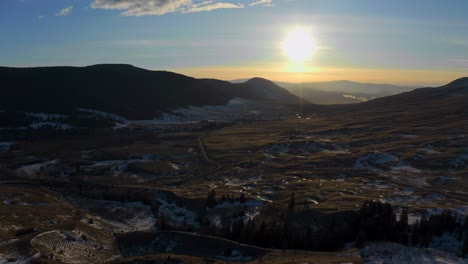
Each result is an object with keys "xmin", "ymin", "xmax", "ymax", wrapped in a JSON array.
[{"xmin": 282, "ymin": 28, "xmax": 316, "ymax": 70}]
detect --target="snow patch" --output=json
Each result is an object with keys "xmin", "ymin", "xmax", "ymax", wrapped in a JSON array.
[
  {"xmin": 355, "ymin": 151, "xmax": 398, "ymax": 168},
  {"xmin": 71, "ymin": 197, "xmax": 156, "ymax": 231},
  {"xmin": 133, "ymin": 98, "xmax": 277, "ymax": 124},
  {"xmin": 76, "ymin": 108, "xmax": 128, "ymax": 122},
  {"xmin": 0, "ymin": 142, "xmax": 15, "ymax": 151},
  {"xmin": 25, "ymin": 112, "xmax": 67, "ymax": 120},
  {"xmin": 156, "ymin": 194, "xmax": 199, "ymax": 228},
  {"xmin": 217, "ymin": 249, "xmax": 253, "ymax": 262},
  {"xmin": 419, "ymin": 148, "xmax": 441, "ymax": 154},
  {"xmin": 361, "ymin": 242, "xmax": 467, "ymax": 264},
  {"xmin": 19, "ymin": 159, "xmax": 60, "ymax": 175},
  {"xmin": 30, "ymin": 122, "xmax": 73, "ymax": 130}
]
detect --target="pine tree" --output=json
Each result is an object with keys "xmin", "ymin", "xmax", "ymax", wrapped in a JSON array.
[
  {"xmin": 397, "ymin": 209, "xmax": 409, "ymax": 245},
  {"xmin": 206, "ymin": 188, "xmax": 217, "ymax": 208},
  {"xmin": 156, "ymin": 213, "xmax": 169, "ymax": 230},
  {"xmin": 239, "ymin": 192, "xmax": 246, "ymax": 203}
]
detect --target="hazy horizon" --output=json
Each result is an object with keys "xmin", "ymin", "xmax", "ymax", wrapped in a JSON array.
[{"xmin": 1, "ymin": 0, "xmax": 468, "ymax": 86}]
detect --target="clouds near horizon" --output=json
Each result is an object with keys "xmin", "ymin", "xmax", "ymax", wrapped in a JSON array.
[{"xmin": 90, "ymin": 0, "xmax": 272, "ymax": 16}]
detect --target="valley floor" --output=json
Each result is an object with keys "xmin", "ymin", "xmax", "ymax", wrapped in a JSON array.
[{"xmin": 0, "ymin": 108, "xmax": 467, "ymax": 263}]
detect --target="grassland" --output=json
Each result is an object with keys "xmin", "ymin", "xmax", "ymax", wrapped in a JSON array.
[{"xmin": 0, "ymin": 101, "xmax": 467, "ymax": 262}]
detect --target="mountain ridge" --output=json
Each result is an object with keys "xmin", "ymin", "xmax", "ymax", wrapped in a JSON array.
[{"xmin": 0, "ymin": 64, "xmax": 302, "ymax": 120}]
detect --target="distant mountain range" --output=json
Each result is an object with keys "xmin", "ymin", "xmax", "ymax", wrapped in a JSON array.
[
  {"xmin": 232, "ymin": 79, "xmax": 417, "ymax": 104},
  {"xmin": 303, "ymin": 77, "xmax": 468, "ymax": 121},
  {"xmin": 274, "ymin": 80, "xmax": 416, "ymax": 104},
  {"xmin": 0, "ymin": 64, "xmax": 301, "ymax": 120},
  {"xmin": 1, "ymin": 64, "xmax": 466, "ymax": 123}
]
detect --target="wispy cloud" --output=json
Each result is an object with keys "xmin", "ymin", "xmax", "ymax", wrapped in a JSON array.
[
  {"xmin": 37, "ymin": 15, "xmax": 45, "ymax": 20},
  {"xmin": 56, "ymin": 6, "xmax": 73, "ymax": 16},
  {"xmin": 184, "ymin": 1, "xmax": 244, "ymax": 13},
  {"xmin": 91, "ymin": 0, "xmax": 245, "ymax": 16},
  {"xmin": 250, "ymin": 0, "xmax": 274, "ymax": 7}
]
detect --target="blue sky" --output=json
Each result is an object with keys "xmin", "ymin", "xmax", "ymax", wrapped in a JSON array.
[{"xmin": 1, "ymin": 0, "xmax": 467, "ymax": 85}]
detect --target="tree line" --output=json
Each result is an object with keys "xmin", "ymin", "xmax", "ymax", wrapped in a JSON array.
[{"xmin": 157, "ymin": 190, "xmax": 468, "ymax": 256}]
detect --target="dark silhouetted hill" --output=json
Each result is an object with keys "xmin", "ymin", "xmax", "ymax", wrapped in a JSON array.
[
  {"xmin": 235, "ymin": 77, "xmax": 303, "ymax": 103},
  {"xmin": 0, "ymin": 64, "xmax": 302, "ymax": 119}
]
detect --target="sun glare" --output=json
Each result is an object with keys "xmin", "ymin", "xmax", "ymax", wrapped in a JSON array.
[{"xmin": 282, "ymin": 28, "xmax": 316, "ymax": 71}]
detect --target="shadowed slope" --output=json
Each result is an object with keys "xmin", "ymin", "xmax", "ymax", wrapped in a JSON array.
[{"xmin": 0, "ymin": 65, "xmax": 303, "ymax": 120}]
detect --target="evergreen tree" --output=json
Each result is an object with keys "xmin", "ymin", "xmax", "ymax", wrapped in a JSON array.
[
  {"xmin": 356, "ymin": 200, "xmax": 398, "ymax": 244},
  {"xmin": 156, "ymin": 213, "xmax": 169, "ymax": 230},
  {"xmin": 255, "ymin": 221, "xmax": 267, "ymax": 246},
  {"xmin": 397, "ymin": 209, "xmax": 409, "ymax": 245},
  {"xmin": 239, "ymin": 192, "xmax": 246, "ymax": 203},
  {"xmin": 206, "ymin": 188, "xmax": 217, "ymax": 208}
]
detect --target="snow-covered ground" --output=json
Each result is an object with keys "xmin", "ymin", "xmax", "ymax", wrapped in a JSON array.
[
  {"xmin": 426, "ymin": 206, "xmax": 468, "ymax": 217},
  {"xmin": 0, "ymin": 142, "xmax": 15, "ymax": 151},
  {"xmin": 18, "ymin": 159, "xmax": 61, "ymax": 175},
  {"xmin": 207, "ymin": 198, "xmax": 264, "ymax": 228},
  {"xmin": 361, "ymin": 242, "xmax": 468, "ymax": 264},
  {"xmin": 23, "ymin": 112, "xmax": 73, "ymax": 130},
  {"xmin": 155, "ymin": 194, "xmax": 199, "ymax": 228},
  {"xmin": 76, "ymin": 108, "xmax": 128, "ymax": 122},
  {"xmin": 430, "ymin": 233, "xmax": 464, "ymax": 255},
  {"xmin": 225, "ymin": 176, "xmax": 261, "ymax": 187},
  {"xmin": 131, "ymin": 98, "xmax": 293, "ymax": 125},
  {"xmin": 25, "ymin": 112, "xmax": 68, "ymax": 120},
  {"xmin": 355, "ymin": 151, "xmax": 398, "ymax": 169},
  {"xmin": 216, "ymin": 249, "xmax": 253, "ymax": 262},
  {"xmin": 29, "ymin": 122, "xmax": 73, "ymax": 130},
  {"xmin": 419, "ymin": 148, "xmax": 442, "ymax": 154},
  {"xmin": 267, "ymin": 140, "xmax": 346, "ymax": 155},
  {"xmin": 450, "ymin": 152, "xmax": 468, "ymax": 168},
  {"xmin": 71, "ymin": 197, "xmax": 156, "ymax": 232},
  {"xmin": 80, "ymin": 155, "xmax": 159, "ymax": 175},
  {"xmin": 391, "ymin": 164, "xmax": 422, "ymax": 173}
]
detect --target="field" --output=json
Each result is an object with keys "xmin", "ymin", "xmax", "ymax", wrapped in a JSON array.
[{"xmin": 0, "ymin": 104, "xmax": 467, "ymax": 263}]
